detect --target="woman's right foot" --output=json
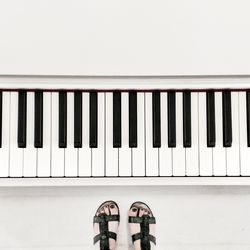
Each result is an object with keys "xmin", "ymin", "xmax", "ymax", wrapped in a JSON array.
[
  {"xmin": 93, "ymin": 200, "xmax": 120, "ymax": 250},
  {"xmin": 128, "ymin": 201, "xmax": 156, "ymax": 250}
]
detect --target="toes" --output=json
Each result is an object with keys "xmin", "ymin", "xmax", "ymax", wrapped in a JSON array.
[
  {"xmin": 96, "ymin": 201, "xmax": 119, "ymax": 216},
  {"xmin": 139, "ymin": 208, "xmax": 145, "ymax": 217},
  {"xmin": 129, "ymin": 206, "xmax": 139, "ymax": 217},
  {"xmin": 109, "ymin": 203, "xmax": 119, "ymax": 215},
  {"xmin": 96, "ymin": 208, "xmax": 102, "ymax": 216},
  {"xmin": 143, "ymin": 209, "xmax": 149, "ymax": 215},
  {"xmin": 141, "ymin": 206, "xmax": 151, "ymax": 216},
  {"xmin": 99, "ymin": 207, "xmax": 105, "ymax": 215},
  {"xmin": 130, "ymin": 202, "xmax": 154, "ymax": 217},
  {"xmin": 104, "ymin": 205, "xmax": 110, "ymax": 215}
]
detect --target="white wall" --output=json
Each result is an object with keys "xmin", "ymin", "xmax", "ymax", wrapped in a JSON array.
[{"xmin": 0, "ymin": 0, "xmax": 250, "ymax": 76}]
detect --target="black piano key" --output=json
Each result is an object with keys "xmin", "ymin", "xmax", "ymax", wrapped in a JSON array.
[
  {"xmin": 206, "ymin": 91, "xmax": 216, "ymax": 147},
  {"xmin": 0, "ymin": 92, "xmax": 2, "ymax": 148},
  {"xmin": 129, "ymin": 91, "xmax": 137, "ymax": 148},
  {"xmin": 168, "ymin": 91, "xmax": 176, "ymax": 147},
  {"xmin": 183, "ymin": 91, "xmax": 191, "ymax": 147},
  {"xmin": 246, "ymin": 91, "xmax": 250, "ymax": 147},
  {"xmin": 18, "ymin": 91, "xmax": 27, "ymax": 148},
  {"xmin": 34, "ymin": 91, "xmax": 43, "ymax": 148},
  {"xmin": 59, "ymin": 91, "xmax": 67, "ymax": 148},
  {"xmin": 74, "ymin": 91, "xmax": 82, "ymax": 148},
  {"xmin": 152, "ymin": 91, "xmax": 161, "ymax": 148},
  {"xmin": 113, "ymin": 91, "xmax": 121, "ymax": 148},
  {"xmin": 89, "ymin": 91, "xmax": 98, "ymax": 148},
  {"xmin": 222, "ymin": 91, "xmax": 232, "ymax": 147}
]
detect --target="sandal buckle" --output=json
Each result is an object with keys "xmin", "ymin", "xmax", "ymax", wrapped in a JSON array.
[{"xmin": 101, "ymin": 234, "xmax": 107, "ymax": 240}]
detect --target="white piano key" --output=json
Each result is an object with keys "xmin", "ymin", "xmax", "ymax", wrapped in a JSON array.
[
  {"xmin": 51, "ymin": 92, "xmax": 65, "ymax": 177},
  {"xmin": 226, "ymin": 92, "xmax": 240, "ymax": 176},
  {"xmin": 239, "ymin": 92, "xmax": 250, "ymax": 176},
  {"xmin": 79, "ymin": 92, "xmax": 91, "ymax": 177},
  {"xmin": 119, "ymin": 92, "xmax": 132, "ymax": 177},
  {"xmin": 23, "ymin": 92, "xmax": 37, "ymax": 177},
  {"xmin": 65, "ymin": 92, "xmax": 78, "ymax": 177},
  {"xmin": 92, "ymin": 92, "xmax": 105, "ymax": 177},
  {"xmin": 9, "ymin": 92, "xmax": 23, "ymax": 177},
  {"xmin": 186, "ymin": 92, "xmax": 199, "ymax": 176},
  {"xmin": 159, "ymin": 92, "xmax": 172, "ymax": 176},
  {"xmin": 145, "ymin": 93, "xmax": 159, "ymax": 176},
  {"xmin": 37, "ymin": 92, "xmax": 51, "ymax": 177},
  {"xmin": 132, "ymin": 93, "xmax": 145, "ymax": 176},
  {"xmin": 105, "ymin": 93, "xmax": 119, "ymax": 176},
  {"xmin": 0, "ymin": 92, "xmax": 10, "ymax": 177},
  {"xmin": 172, "ymin": 92, "xmax": 186, "ymax": 176},
  {"xmin": 213, "ymin": 92, "xmax": 226, "ymax": 176},
  {"xmin": 198, "ymin": 92, "xmax": 213, "ymax": 176}
]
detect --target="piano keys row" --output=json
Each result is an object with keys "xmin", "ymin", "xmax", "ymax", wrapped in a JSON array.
[{"xmin": 0, "ymin": 90, "xmax": 250, "ymax": 177}]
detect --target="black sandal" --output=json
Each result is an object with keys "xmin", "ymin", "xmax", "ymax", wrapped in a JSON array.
[
  {"xmin": 129, "ymin": 201, "xmax": 156, "ymax": 250},
  {"xmin": 93, "ymin": 200, "xmax": 120, "ymax": 250}
]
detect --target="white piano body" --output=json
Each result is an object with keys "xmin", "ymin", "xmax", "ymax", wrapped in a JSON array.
[
  {"xmin": 0, "ymin": 77, "xmax": 249, "ymax": 186},
  {"xmin": 1, "ymin": 78, "xmax": 250, "ymax": 250}
]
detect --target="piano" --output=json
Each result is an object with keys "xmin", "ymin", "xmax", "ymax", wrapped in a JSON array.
[{"xmin": 0, "ymin": 76, "xmax": 250, "ymax": 186}]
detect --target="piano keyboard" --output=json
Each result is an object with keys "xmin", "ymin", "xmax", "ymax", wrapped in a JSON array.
[{"xmin": 0, "ymin": 88, "xmax": 250, "ymax": 183}]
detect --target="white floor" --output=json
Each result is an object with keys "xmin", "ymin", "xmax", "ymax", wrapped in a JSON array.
[{"xmin": 0, "ymin": 186, "xmax": 250, "ymax": 250}]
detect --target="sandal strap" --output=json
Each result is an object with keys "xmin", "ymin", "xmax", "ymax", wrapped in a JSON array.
[
  {"xmin": 93, "ymin": 214, "xmax": 119, "ymax": 250},
  {"xmin": 94, "ymin": 214, "xmax": 120, "ymax": 223},
  {"xmin": 129, "ymin": 216, "xmax": 156, "ymax": 224},
  {"xmin": 129, "ymin": 215, "xmax": 156, "ymax": 250},
  {"xmin": 132, "ymin": 232, "xmax": 156, "ymax": 245},
  {"xmin": 94, "ymin": 231, "xmax": 117, "ymax": 244}
]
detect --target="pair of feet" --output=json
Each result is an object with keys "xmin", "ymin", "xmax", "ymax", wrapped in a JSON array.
[{"xmin": 93, "ymin": 201, "xmax": 156, "ymax": 250}]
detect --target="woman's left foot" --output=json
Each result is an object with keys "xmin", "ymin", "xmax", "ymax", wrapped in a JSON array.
[
  {"xmin": 93, "ymin": 200, "xmax": 120, "ymax": 250},
  {"xmin": 129, "ymin": 201, "xmax": 156, "ymax": 250}
]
